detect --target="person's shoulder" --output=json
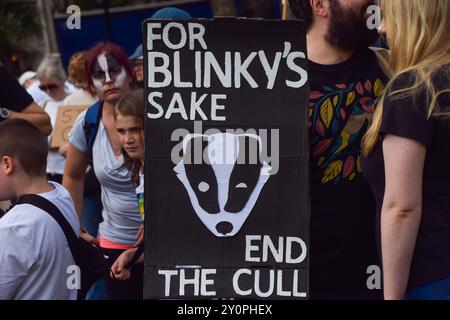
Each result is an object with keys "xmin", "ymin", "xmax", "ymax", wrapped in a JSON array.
[
  {"xmin": 46, "ymin": 182, "xmax": 80, "ymax": 232},
  {"xmin": 0, "ymin": 204, "xmax": 51, "ymax": 235},
  {"xmin": 354, "ymin": 47, "xmax": 377, "ymax": 62},
  {"xmin": 44, "ymin": 182, "xmax": 74, "ymax": 210},
  {"xmin": 72, "ymin": 108, "xmax": 89, "ymax": 128},
  {"xmin": 433, "ymin": 64, "xmax": 450, "ymax": 88},
  {"xmin": 64, "ymin": 89, "xmax": 97, "ymax": 106},
  {"xmin": 51, "ymin": 181, "xmax": 73, "ymax": 200},
  {"xmin": 387, "ymin": 67, "xmax": 449, "ymax": 99},
  {"xmin": 388, "ymin": 71, "xmax": 417, "ymax": 92},
  {"xmin": 384, "ymin": 71, "xmax": 429, "ymax": 115}
]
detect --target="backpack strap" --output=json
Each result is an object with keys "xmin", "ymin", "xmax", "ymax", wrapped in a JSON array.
[
  {"xmin": 17, "ymin": 194, "xmax": 107, "ymax": 300},
  {"xmin": 17, "ymin": 194, "xmax": 80, "ymax": 261},
  {"xmin": 83, "ymin": 100, "xmax": 103, "ymax": 164}
]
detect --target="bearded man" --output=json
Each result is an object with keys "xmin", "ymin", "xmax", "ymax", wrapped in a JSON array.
[{"xmin": 289, "ymin": 0, "xmax": 388, "ymax": 299}]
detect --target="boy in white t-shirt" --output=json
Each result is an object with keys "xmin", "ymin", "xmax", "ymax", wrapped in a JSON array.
[{"xmin": 0, "ymin": 119, "xmax": 80, "ymax": 300}]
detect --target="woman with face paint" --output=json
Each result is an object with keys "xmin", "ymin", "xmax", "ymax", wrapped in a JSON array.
[{"xmin": 63, "ymin": 42, "xmax": 143, "ymax": 299}]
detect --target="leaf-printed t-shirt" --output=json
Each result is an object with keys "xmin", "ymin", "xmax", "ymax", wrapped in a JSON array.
[{"xmin": 307, "ymin": 48, "xmax": 388, "ymax": 296}]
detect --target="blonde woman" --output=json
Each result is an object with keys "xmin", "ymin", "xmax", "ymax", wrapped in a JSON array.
[{"xmin": 361, "ymin": 0, "xmax": 450, "ymax": 300}]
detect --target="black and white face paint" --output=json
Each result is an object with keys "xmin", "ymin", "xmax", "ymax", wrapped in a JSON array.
[{"xmin": 92, "ymin": 53, "xmax": 127, "ymax": 91}]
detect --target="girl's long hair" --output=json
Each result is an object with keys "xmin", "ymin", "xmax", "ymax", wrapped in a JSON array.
[
  {"xmin": 115, "ymin": 89, "xmax": 145, "ymax": 185},
  {"xmin": 362, "ymin": 0, "xmax": 450, "ymax": 156}
]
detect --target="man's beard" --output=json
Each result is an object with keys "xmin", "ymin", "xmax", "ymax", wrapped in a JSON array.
[{"xmin": 325, "ymin": 0, "xmax": 379, "ymax": 51}]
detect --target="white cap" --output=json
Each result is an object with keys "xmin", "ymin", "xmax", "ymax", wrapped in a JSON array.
[{"xmin": 18, "ymin": 71, "xmax": 37, "ymax": 86}]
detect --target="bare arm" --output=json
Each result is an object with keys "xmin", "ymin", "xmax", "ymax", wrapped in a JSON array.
[
  {"xmin": 63, "ymin": 143, "xmax": 100, "ymax": 244},
  {"xmin": 63, "ymin": 143, "xmax": 89, "ymax": 221},
  {"xmin": 9, "ymin": 102, "xmax": 52, "ymax": 136},
  {"xmin": 381, "ymin": 134, "xmax": 425, "ymax": 300}
]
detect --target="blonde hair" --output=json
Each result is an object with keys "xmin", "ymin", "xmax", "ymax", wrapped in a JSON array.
[{"xmin": 362, "ymin": 0, "xmax": 450, "ymax": 156}]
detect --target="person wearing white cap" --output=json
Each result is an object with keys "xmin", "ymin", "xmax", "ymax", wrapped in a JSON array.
[{"xmin": 18, "ymin": 71, "xmax": 37, "ymax": 89}]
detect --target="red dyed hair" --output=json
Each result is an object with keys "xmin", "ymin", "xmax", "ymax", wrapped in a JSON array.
[{"xmin": 85, "ymin": 42, "xmax": 135, "ymax": 92}]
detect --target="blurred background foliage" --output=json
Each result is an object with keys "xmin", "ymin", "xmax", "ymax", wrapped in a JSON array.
[{"xmin": 0, "ymin": 1, "xmax": 41, "ymax": 72}]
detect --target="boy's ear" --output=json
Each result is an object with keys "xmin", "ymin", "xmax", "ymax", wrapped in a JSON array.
[{"xmin": 1, "ymin": 156, "xmax": 16, "ymax": 176}]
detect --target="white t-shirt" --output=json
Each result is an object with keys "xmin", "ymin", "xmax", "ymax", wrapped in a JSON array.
[
  {"xmin": 69, "ymin": 109, "xmax": 141, "ymax": 245},
  {"xmin": 44, "ymin": 99, "xmax": 66, "ymax": 175},
  {"xmin": 27, "ymin": 81, "xmax": 77, "ymax": 107},
  {"xmin": 0, "ymin": 182, "xmax": 80, "ymax": 300},
  {"xmin": 63, "ymin": 89, "xmax": 97, "ymax": 106}
]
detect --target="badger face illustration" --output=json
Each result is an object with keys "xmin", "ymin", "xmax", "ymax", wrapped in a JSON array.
[{"xmin": 174, "ymin": 132, "xmax": 272, "ymax": 237}]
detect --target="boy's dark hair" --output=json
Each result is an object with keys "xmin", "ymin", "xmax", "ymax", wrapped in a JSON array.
[
  {"xmin": 289, "ymin": 0, "xmax": 314, "ymax": 30},
  {"xmin": 0, "ymin": 119, "xmax": 48, "ymax": 177}
]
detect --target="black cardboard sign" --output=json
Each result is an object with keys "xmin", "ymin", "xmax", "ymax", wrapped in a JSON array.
[{"xmin": 143, "ymin": 18, "xmax": 310, "ymax": 299}]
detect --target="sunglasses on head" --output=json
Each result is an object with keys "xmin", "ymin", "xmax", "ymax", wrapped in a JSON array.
[{"xmin": 39, "ymin": 83, "xmax": 59, "ymax": 92}]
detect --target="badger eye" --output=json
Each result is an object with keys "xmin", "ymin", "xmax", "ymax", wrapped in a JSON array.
[
  {"xmin": 198, "ymin": 181, "xmax": 210, "ymax": 192},
  {"xmin": 235, "ymin": 182, "xmax": 248, "ymax": 189}
]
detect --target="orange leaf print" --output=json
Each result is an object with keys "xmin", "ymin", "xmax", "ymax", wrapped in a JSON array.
[
  {"xmin": 321, "ymin": 160, "xmax": 343, "ymax": 184},
  {"xmin": 336, "ymin": 84, "xmax": 347, "ymax": 89},
  {"xmin": 343, "ymin": 156, "xmax": 355, "ymax": 178},
  {"xmin": 364, "ymin": 80, "xmax": 372, "ymax": 92},
  {"xmin": 316, "ymin": 120, "xmax": 326, "ymax": 137},
  {"xmin": 313, "ymin": 139, "xmax": 332, "ymax": 158},
  {"xmin": 360, "ymin": 97, "xmax": 374, "ymax": 113},
  {"xmin": 310, "ymin": 91, "xmax": 325, "ymax": 100},
  {"xmin": 320, "ymin": 98, "xmax": 333, "ymax": 128},
  {"xmin": 356, "ymin": 82, "xmax": 364, "ymax": 95},
  {"xmin": 346, "ymin": 91, "xmax": 356, "ymax": 106}
]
